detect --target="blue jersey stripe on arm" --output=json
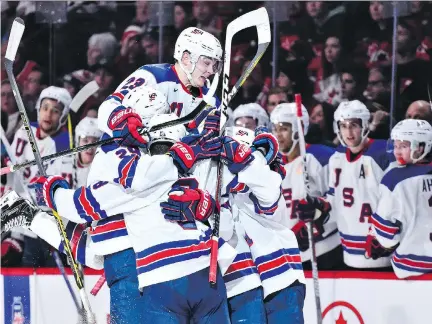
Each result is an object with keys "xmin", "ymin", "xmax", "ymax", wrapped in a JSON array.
[
  {"xmin": 306, "ymin": 144, "xmax": 335, "ymax": 167},
  {"xmin": 381, "ymin": 164, "xmax": 432, "ymax": 192},
  {"xmin": 363, "ymin": 139, "xmax": 394, "ymax": 171}
]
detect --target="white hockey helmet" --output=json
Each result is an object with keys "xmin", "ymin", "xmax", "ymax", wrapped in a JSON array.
[
  {"xmin": 333, "ymin": 100, "xmax": 371, "ymax": 147},
  {"xmin": 174, "ymin": 27, "xmax": 223, "ymax": 86},
  {"xmin": 233, "ymin": 103, "xmax": 270, "ymax": 130},
  {"xmin": 226, "ymin": 126, "xmax": 255, "ymax": 147},
  {"xmin": 36, "ymin": 86, "xmax": 72, "ymax": 132},
  {"xmin": 391, "ymin": 119, "xmax": 432, "ymax": 163},
  {"xmin": 74, "ymin": 117, "xmax": 103, "ymax": 146},
  {"xmin": 270, "ymin": 103, "xmax": 309, "ymax": 155},
  {"xmin": 147, "ymin": 113, "xmax": 187, "ymax": 151},
  {"xmin": 122, "ymin": 86, "xmax": 169, "ymax": 123}
]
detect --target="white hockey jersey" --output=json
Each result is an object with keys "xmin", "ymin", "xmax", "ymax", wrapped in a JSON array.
[
  {"xmin": 97, "ymin": 64, "xmax": 220, "ymax": 137},
  {"xmin": 279, "ymin": 144, "xmax": 339, "ymax": 261},
  {"xmin": 371, "ymin": 163, "xmax": 432, "ymax": 278},
  {"xmin": 9, "ymin": 126, "xmax": 56, "ymax": 195},
  {"xmin": 326, "ymin": 139, "xmax": 394, "ymax": 268},
  {"xmin": 196, "ymin": 153, "xmax": 305, "ymax": 299},
  {"xmin": 52, "ymin": 140, "xmax": 236, "ymax": 287}
]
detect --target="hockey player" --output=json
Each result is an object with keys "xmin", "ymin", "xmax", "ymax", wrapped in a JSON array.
[
  {"xmin": 231, "ymin": 126, "xmax": 306, "ymax": 323},
  {"xmin": 45, "ymin": 117, "xmax": 103, "ymax": 187},
  {"xmin": 233, "ymin": 103, "xmax": 269, "ymax": 131},
  {"xmin": 8, "ymin": 88, "xmax": 169, "ymax": 321},
  {"xmin": 298, "ymin": 100, "xmax": 394, "ymax": 269},
  {"xmin": 6, "ymin": 86, "xmax": 72, "ymax": 267},
  {"xmin": 193, "ymin": 125, "xmax": 305, "ymax": 323},
  {"xmin": 96, "ymin": 27, "xmax": 222, "ymax": 149},
  {"xmin": 9, "ymin": 86, "xmax": 72, "ymax": 188},
  {"xmin": 26, "ymin": 107, "xmax": 258, "ymax": 323},
  {"xmin": 366, "ymin": 119, "xmax": 432, "ymax": 278},
  {"xmin": 270, "ymin": 103, "xmax": 341, "ymax": 269}
]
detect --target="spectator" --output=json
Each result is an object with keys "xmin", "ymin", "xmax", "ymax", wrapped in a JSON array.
[
  {"xmin": 62, "ymin": 69, "xmax": 95, "ymax": 127},
  {"xmin": 90, "ymin": 60, "xmax": 118, "ymax": 106},
  {"xmin": 116, "ymin": 25, "xmax": 146, "ymax": 80},
  {"xmin": 266, "ymin": 87, "xmax": 288, "ymax": 115},
  {"xmin": 306, "ymin": 100, "xmax": 336, "ymax": 145},
  {"xmin": 87, "ymin": 32, "xmax": 118, "ymax": 69},
  {"xmin": 297, "ymin": 1, "xmax": 347, "ymax": 60},
  {"xmin": 174, "ymin": 2, "xmax": 195, "ymax": 36},
  {"xmin": 313, "ymin": 35, "xmax": 347, "ymax": 106},
  {"xmin": 355, "ymin": 1, "xmax": 392, "ymax": 67},
  {"xmin": 21, "ymin": 65, "xmax": 49, "ymax": 121},
  {"xmin": 1, "ymin": 80, "xmax": 20, "ymax": 142},
  {"xmin": 365, "ymin": 66, "xmax": 391, "ymax": 109},
  {"xmin": 140, "ymin": 26, "xmax": 175, "ymax": 64},
  {"xmin": 340, "ymin": 64, "xmax": 369, "ymax": 101},
  {"xmin": 229, "ymin": 57, "xmax": 264, "ymax": 108},
  {"xmin": 133, "ymin": 0, "xmax": 150, "ymax": 29},
  {"xmin": 193, "ymin": 2, "xmax": 223, "ymax": 39},
  {"xmin": 405, "ymin": 100, "xmax": 432, "ymax": 124}
]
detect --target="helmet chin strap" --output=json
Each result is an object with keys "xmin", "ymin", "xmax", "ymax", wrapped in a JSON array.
[{"xmin": 178, "ymin": 60, "xmax": 198, "ymax": 87}]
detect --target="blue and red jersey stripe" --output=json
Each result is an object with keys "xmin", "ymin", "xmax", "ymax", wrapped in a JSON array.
[
  {"xmin": 254, "ymin": 248, "xmax": 303, "ymax": 281},
  {"xmin": 73, "ymin": 187, "xmax": 108, "ymax": 222}
]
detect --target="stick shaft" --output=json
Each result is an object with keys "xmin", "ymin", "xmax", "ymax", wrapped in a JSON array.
[{"xmin": 295, "ymin": 94, "xmax": 322, "ymax": 324}]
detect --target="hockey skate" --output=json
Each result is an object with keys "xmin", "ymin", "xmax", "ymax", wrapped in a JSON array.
[{"xmin": 1, "ymin": 190, "xmax": 38, "ymax": 235}]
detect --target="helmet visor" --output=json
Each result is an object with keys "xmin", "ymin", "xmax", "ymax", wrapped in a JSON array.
[{"xmin": 196, "ymin": 55, "xmax": 222, "ymax": 74}]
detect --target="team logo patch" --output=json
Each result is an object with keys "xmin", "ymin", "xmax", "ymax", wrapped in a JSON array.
[
  {"xmin": 149, "ymin": 93, "xmax": 157, "ymax": 101},
  {"xmin": 191, "ymin": 28, "xmax": 203, "ymax": 35},
  {"xmin": 236, "ymin": 129, "xmax": 248, "ymax": 136}
]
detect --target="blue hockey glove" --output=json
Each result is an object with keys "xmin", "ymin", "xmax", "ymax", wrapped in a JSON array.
[
  {"xmin": 29, "ymin": 176, "xmax": 70, "ymax": 210},
  {"xmin": 187, "ymin": 107, "xmax": 220, "ymax": 134},
  {"xmin": 169, "ymin": 131, "xmax": 222, "ymax": 174},
  {"xmin": 108, "ymin": 105, "xmax": 148, "ymax": 149},
  {"xmin": 251, "ymin": 127, "xmax": 279, "ymax": 164},
  {"xmin": 220, "ymin": 136, "xmax": 255, "ymax": 174},
  {"xmin": 161, "ymin": 186, "xmax": 219, "ymax": 223}
]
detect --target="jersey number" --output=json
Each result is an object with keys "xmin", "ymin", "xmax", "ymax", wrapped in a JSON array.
[
  {"xmin": 115, "ymin": 147, "xmax": 141, "ymax": 159},
  {"xmin": 343, "ymin": 187, "xmax": 372, "ymax": 223},
  {"xmin": 121, "ymin": 77, "xmax": 145, "ymax": 90}
]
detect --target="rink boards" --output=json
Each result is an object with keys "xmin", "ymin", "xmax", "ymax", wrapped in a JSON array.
[{"xmin": 1, "ymin": 268, "xmax": 431, "ymax": 324}]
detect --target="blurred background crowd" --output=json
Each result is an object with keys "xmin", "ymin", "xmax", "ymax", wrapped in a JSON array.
[{"xmin": 1, "ymin": 1, "xmax": 432, "ymax": 268}]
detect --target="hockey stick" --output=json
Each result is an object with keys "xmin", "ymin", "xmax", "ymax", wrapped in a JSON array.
[
  {"xmin": 209, "ymin": 7, "xmax": 271, "ymax": 285},
  {"xmin": 52, "ymin": 250, "xmax": 82, "ymax": 312},
  {"xmin": 70, "ymin": 80, "xmax": 99, "ymax": 113},
  {"xmin": 295, "ymin": 94, "xmax": 322, "ymax": 324},
  {"xmin": 67, "ymin": 81, "xmax": 100, "ymax": 150},
  {"xmin": 5, "ymin": 18, "xmax": 96, "ymax": 323},
  {"xmin": 0, "ymin": 80, "xmax": 219, "ymax": 177}
]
